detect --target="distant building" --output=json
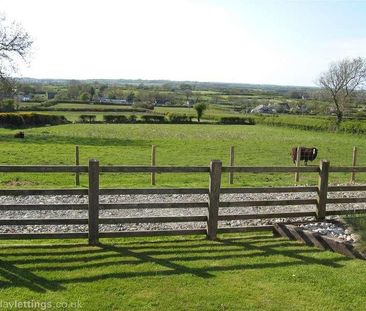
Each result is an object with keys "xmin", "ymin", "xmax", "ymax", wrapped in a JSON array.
[
  {"xmin": 21, "ymin": 95, "xmax": 32, "ymax": 102},
  {"xmin": 250, "ymin": 104, "xmax": 275, "ymax": 114},
  {"xmin": 95, "ymin": 97, "xmax": 128, "ymax": 104},
  {"xmin": 47, "ymin": 92, "xmax": 57, "ymax": 100},
  {"xmin": 15, "ymin": 94, "xmax": 32, "ymax": 102},
  {"xmin": 251, "ymin": 103, "xmax": 291, "ymax": 114}
]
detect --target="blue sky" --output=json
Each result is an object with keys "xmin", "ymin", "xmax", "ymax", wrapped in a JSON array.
[{"xmin": 1, "ymin": 0, "xmax": 365, "ymax": 86}]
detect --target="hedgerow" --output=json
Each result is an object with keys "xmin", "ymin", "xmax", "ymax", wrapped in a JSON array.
[
  {"xmin": 252, "ymin": 115, "xmax": 366, "ymax": 134},
  {"xmin": 0, "ymin": 113, "xmax": 68, "ymax": 128},
  {"xmin": 166, "ymin": 113, "xmax": 192, "ymax": 123},
  {"xmin": 218, "ymin": 117, "xmax": 255, "ymax": 125}
]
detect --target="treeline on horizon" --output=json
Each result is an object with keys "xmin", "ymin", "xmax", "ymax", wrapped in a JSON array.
[{"xmin": 12, "ymin": 77, "xmax": 320, "ymax": 108}]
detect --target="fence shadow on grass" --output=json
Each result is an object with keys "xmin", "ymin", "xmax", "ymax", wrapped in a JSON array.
[{"xmin": 0, "ymin": 234, "xmax": 351, "ymax": 292}]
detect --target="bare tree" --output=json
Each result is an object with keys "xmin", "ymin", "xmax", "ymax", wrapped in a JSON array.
[
  {"xmin": 318, "ymin": 57, "xmax": 366, "ymax": 124},
  {"xmin": 0, "ymin": 14, "xmax": 33, "ymax": 97}
]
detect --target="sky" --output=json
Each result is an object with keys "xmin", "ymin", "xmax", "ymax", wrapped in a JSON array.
[{"xmin": 0, "ymin": 0, "xmax": 366, "ymax": 86}]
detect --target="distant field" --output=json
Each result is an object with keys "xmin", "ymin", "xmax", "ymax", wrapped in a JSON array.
[
  {"xmin": 48, "ymin": 103, "xmax": 135, "ymax": 110},
  {"xmin": 25, "ymin": 111, "xmax": 160, "ymax": 122},
  {"xmin": 17, "ymin": 102, "xmax": 43, "ymax": 109},
  {"xmin": 0, "ymin": 123, "xmax": 366, "ymax": 188},
  {"xmin": 154, "ymin": 105, "xmax": 240, "ymax": 119},
  {"xmin": 22, "ymin": 104, "xmax": 240, "ymax": 122}
]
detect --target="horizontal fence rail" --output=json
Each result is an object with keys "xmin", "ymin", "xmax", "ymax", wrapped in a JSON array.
[
  {"xmin": 99, "ymin": 216, "xmax": 207, "ymax": 224},
  {"xmin": 99, "ymin": 166, "xmax": 210, "ymax": 173},
  {"xmin": 221, "ymin": 166, "xmax": 320, "ymax": 173},
  {"xmin": 329, "ymin": 167, "xmax": 366, "ymax": 173},
  {"xmin": 0, "ymin": 166, "xmax": 88, "ymax": 173},
  {"xmin": 0, "ymin": 204, "xmax": 88, "ymax": 211},
  {"xmin": 99, "ymin": 202, "xmax": 208, "ymax": 209},
  {"xmin": 0, "ymin": 218, "xmax": 88, "ymax": 225},
  {"xmin": 328, "ymin": 185, "xmax": 366, "ymax": 192},
  {"xmin": 220, "ymin": 186, "xmax": 318, "ymax": 194},
  {"xmin": 0, "ymin": 189, "xmax": 88, "ymax": 196},
  {"xmin": 1, "ymin": 159, "xmax": 366, "ymax": 244},
  {"xmin": 220, "ymin": 199, "xmax": 318, "ymax": 208},
  {"xmin": 99, "ymin": 188, "xmax": 209, "ymax": 195}
]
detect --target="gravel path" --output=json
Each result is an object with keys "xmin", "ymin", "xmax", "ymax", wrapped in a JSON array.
[{"xmin": 0, "ymin": 190, "xmax": 365, "ymax": 234}]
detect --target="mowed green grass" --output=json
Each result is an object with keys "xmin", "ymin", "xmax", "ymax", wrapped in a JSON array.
[
  {"xmin": 0, "ymin": 233, "xmax": 365, "ymax": 311},
  {"xmin": 1, "ymin": 123, "xmax": 366, "ymax": 188}
]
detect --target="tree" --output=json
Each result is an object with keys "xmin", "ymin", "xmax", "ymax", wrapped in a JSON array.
[
  {"xmin": 180, "ymin": 83, "xmax": 193, "ymax": 105},
  {"xmin": 67, "ymin": 80, "xmax": 82, "ymax": 99},
  {"xmin": 318, "ymin": 57, "xmax": 366, "ymax": 124},
  {"xmin": 0, "ymin": 99, "xmax": 16, "ymax": 111},
  {"xmin": 80, "ymin": 92, "xmax": 90, "ymax": 101},
  {"xmin": 126, "ymin": 92, "xmax": 135, "ymax": 103},
  {"xmin": 0, "ymin": 14, "xmax": 33, "ymax": 97},
  {"xmin": 194, "ymin": 103, "xmax": 207, "ymax": 122},
  {"xmin": 89, "ymin": 86, "xmax": 95, "ymax": 101}
]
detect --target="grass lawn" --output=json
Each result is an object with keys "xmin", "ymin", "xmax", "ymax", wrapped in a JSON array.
[
  {"xmin": 0, "ymin": 233, "xmax": 365, "ymax": 310},
  {"xmin": 1, "ymin": 123, "xmax": 366, "ymax": 188}
]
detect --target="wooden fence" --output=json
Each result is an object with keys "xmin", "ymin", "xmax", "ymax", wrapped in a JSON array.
[
  {"xmin": 73, "ymin": 145, "xmax": 362, "ymax": 186},
  {"xmin": 1, "ymin": 159, "xmax": 366, "ymax": 245}
]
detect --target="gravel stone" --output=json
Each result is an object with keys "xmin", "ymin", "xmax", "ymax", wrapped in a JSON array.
[{"xmin": 0, "ymin": 188, "xmax": 364, "ymax": 243}]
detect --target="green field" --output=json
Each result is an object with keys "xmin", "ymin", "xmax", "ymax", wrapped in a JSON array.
[
  {"xmin": 155, "ymin": 105, "xmax": 241, "ymax": 121},
  {"xmin": 48, "ymin": 103, "xmax": 135, "ymax": 110},
  {"xmin": 25, "ymin": 111, "xmax": 160, "ymax": 122},
  {"xmin": 0, "ymin": 233, "xmax": 365, "ymax": 311},
  {"xmin": 24, "ymin": 104, "xmax": 240, "ymax": 122},
  {"xmin": 1, "ymin": 123, "xmax": 366, "ymax": 188}
]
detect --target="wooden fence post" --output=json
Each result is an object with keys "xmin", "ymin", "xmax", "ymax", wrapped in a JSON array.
[
  {"xmin": 75, "ymin": 145, "xmax": 80, "ymax": 186},
  {"xmin": 295, "ymin": 146, "xmax": 301, "ymax": 183},
  {"xmin": 207, "ymin": 160, "xmax": 222, "ymax": 240},
  {"xmin": 88, "ymin": 159, "xmax": 99, "ymax": 245},
  {"xmin": 317, "ymin": 160, "xmax": 330, "ymax": 220},
  {"xmin": 151, "ymin": 145, "xmax": 156, "ymax": 185},
  {"xmin": 351, "ymin": 146, "xmax": 357, "ymax": 183},
  {"xmin": 229, "ymin": 146, "xmax": 234, "ymax": 184}
]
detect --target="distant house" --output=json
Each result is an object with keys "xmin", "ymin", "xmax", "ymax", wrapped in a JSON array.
[
  {"xmin": 251, "ymin": 103, "xmax": 291, "ymax": 114},
  {"xmin": 109, "ymin": 99, "xmax": 127, "ymax": 104},
  {"xmin": 16, "ymin": 94, "xmax": 32, "ymax": 102},
  {"xmin": 250, "ymin": 104, "xmax": 275, "ymax": 114},
  {"xmin": 47, "ymin": 92, "xmax": 57, "ymax": 100},
  {"xmin": 21, "ymin": 95, "xmax": 32, "ymax": 102},
  {"xmin": 95, "ymin": 97, "xmax": 128, "ymax": 104}
]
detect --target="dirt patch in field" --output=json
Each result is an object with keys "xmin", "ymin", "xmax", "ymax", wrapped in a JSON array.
[{"xmin": 2, "ymin": 180, "xmax": 39, "ymax": 187}]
